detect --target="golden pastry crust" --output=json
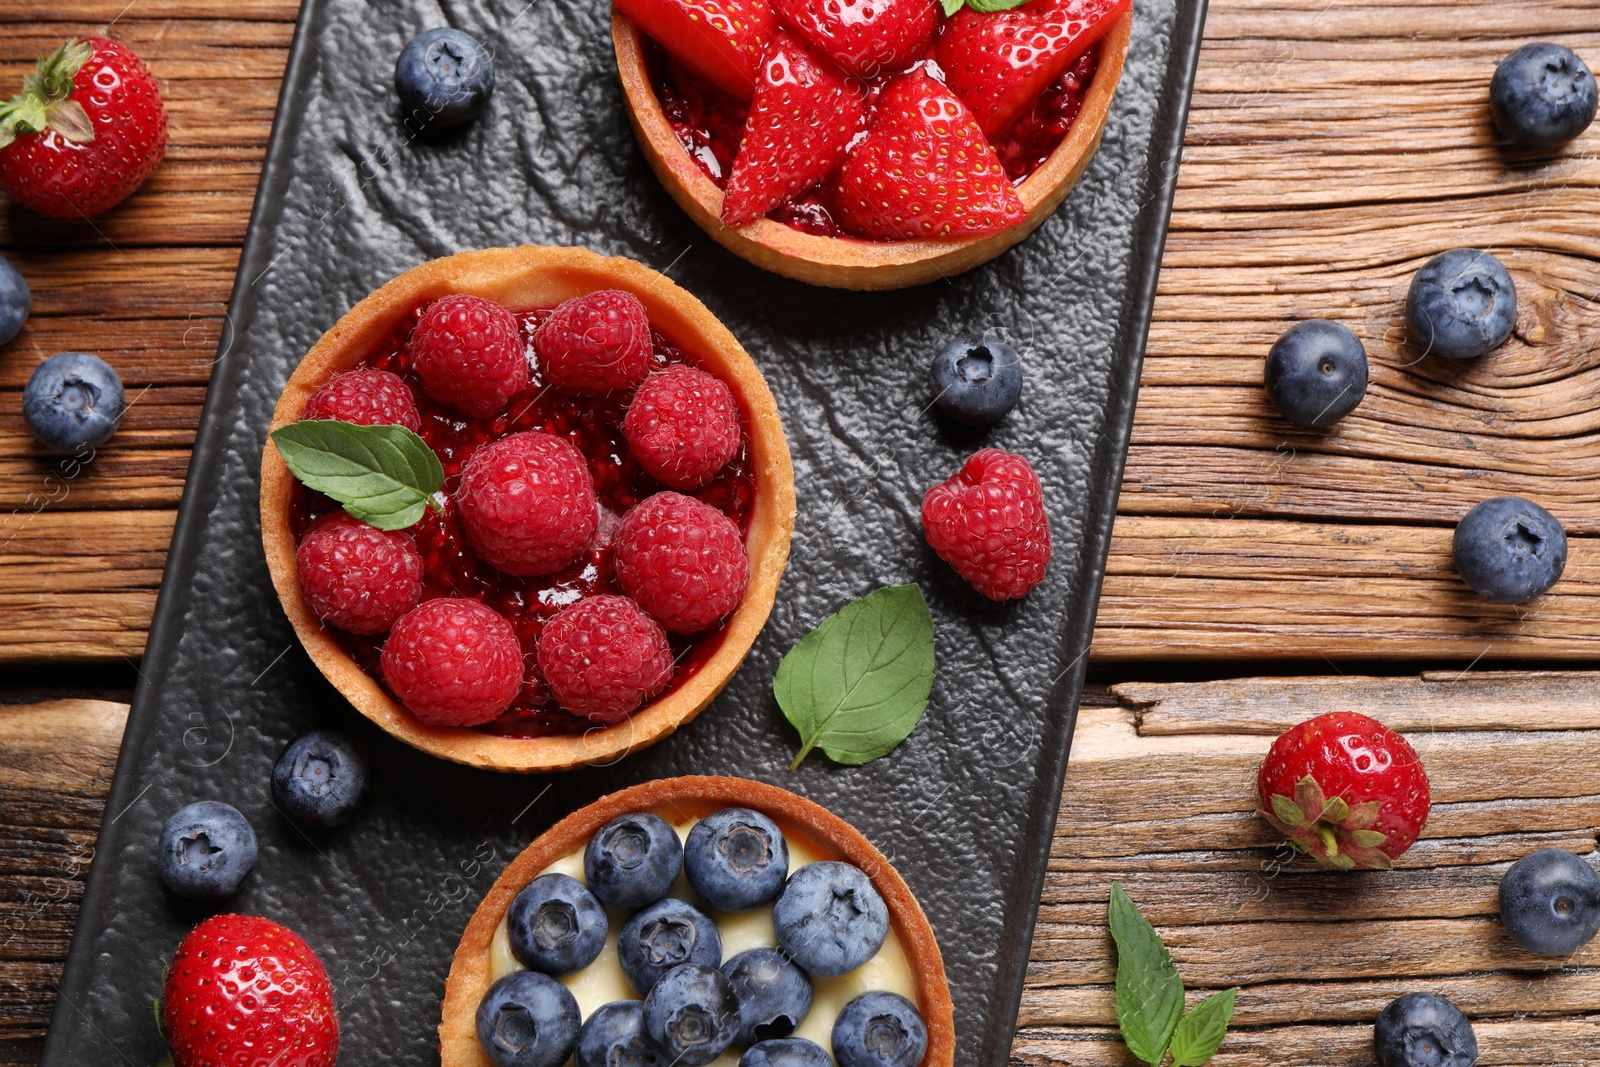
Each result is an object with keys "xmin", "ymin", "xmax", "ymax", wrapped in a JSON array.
[
  {"xmin": 438, "ymin": 775, "xmax": 956, "ymax": 1067},
  {"xmin": 612, "ymin": 9, "xmax": 1133, "ymax": 291},
  {"xmin": 260, "ymin": 246, "xmax": 797, "ymax": 772}
]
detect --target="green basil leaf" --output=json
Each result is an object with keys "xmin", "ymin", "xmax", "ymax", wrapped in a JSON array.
[
  {"xmin": 1108, "ymin": 883, "xmax": 1185, "ymax": 1067},
  {"xmin": 1168, "ymin": 988, "xmax": 1237, "ymax": 1066},
  {"xmin": 774, "ymin": 584, "xmax": 935, "ymax": 769},
  {"xmin": 270, "ymin": 420, "xmax": 444, "ymax": 531}
]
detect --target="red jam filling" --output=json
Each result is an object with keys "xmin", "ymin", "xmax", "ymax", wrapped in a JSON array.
[
  {"xmin": 289, "ymin": 306, "xmax": 757, "ymax": 739},
  {"xmin": 645, "ymin": 40, "xmax": 1100, "ymax": 239}
]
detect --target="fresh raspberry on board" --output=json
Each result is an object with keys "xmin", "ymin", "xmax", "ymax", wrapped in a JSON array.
[
  {"xmin": 534, "ymin": 290, "xmax": 655, "ymax": 394},
  {"xmin": 1257, "ymin": 711, "xmax": 1431, "ymax": 870},
  {"xmin": 380, "ymin": 597, "xmax": 524, "ymax": 727},
  {"xmin": 0, "ymin": 37, "xmax": 168, "ymax": 218},
  {"xmin": 295, "ymin": 512, "xmax": 423, "ymax": 634},
  {"xmin": 456, "ymin": 431, "xmax": 598, "ymax": 577},
  {"xmin": 623, "ymin": 365, "xmax": 743, "ymax": 489},
  {"xmin": 161, "ymin": 914, "xmax": 338, "ymax": 1067},
  {"xmin": 721, "ymin": 30, "xmax": 868, "ymax": 226},
  {"xmin": 921, "ymin": 448, "xmax": 1051, "ymax": 601},
  {"xmin": 614, "ymin": 491, "xmax": 750, "ymax": 633},
  {"xmin": 300, "ymin": 369, "xmax": 422, "ymax": 431},
  {"xmin": 537, "ymin": 594, "xmax": 675, "ymax": 723},
  {"xmin": 407, "ymin": 293, "xmax": 530, "ymax": 418},
  {"xmin": 828, "ymin": 70, "xmax": 1027, "ymax": 241},
  {"xmin": 773, "ymin": 0, "xmax": 938, "ymax": 79}
]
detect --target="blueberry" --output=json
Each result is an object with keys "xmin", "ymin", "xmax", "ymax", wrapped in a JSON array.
[
  {"xmin": 773, "ymin": 861, "xmax": 888, "ymax": 977},
  {"xmin": 574, "ymin": 1000, "xmax": 667, "ymax": 1067},
  {"xmin": 1373, "ymin": 992, "xmax": 1477, "ymax": 1067},
  {"xmin": 1498, "ymin": 847, "xmax": 1600, "ymax": 956},
  {"xmin": 507, "ymin": 873, "xmax": 608, "ymax": 976},
  {"xmin": 1405, "ymin": 249, "xmax": 1516, "ymax": 361},
  {"xmin": 395, "ymin": 28, "xmax": 495, "ymax": 130},
  {"xmin": 1491, "ymin": 42, "xmax": 1598, "ymax": 147},
  {"xmin": 930, "ymin": 333, "xmax": 1022, "ymax": 426},
  {"xmin": 271, "ymin": 729, "xmax": 369, "ymax": 829},
  {"xmin": 475, "ymin": 970, "xmax": 581, "ymax": 1067},
  {"xmin": 643, "ymin": 963, "xmax": 741, "ymax": 1067},
  {"xmin": 722, "ymin": 947, "xmax": 813, "ymax": 1045},
  {"xmin": 0, "ymin": 257, "xmax": 29, "ymax": 345},
  {"xmin": 584, "ymin": 812, "xmax": 683, "ymax": 909},
  {"xmin": 1452, "ymin": 496, "xmax": 1567, "ymax": 603},
  {"xmin": 1263, "ymin": 319, "xmax": 1368, "ymax": 429},
  {"xmin": 23, "ymin": 352, "xmax": 125, "ymax": 455},
  {"xmin": 831, "ymin": 991, "xmax": 928, "ymax": 1067},
  {"xmin": 741, "ymin": 1038, "xmax": 834, "ymax": 1067},
  {"xmin": 684, "ymin": 808, "xmax": 789, "ymax": 911},
  {"xmin": 157, "ymin": 801, "xmax": 257, "ymax": 901},
  {"xmin": 618, "ymin": 897, "xmax": 722, "ymax": 995}
]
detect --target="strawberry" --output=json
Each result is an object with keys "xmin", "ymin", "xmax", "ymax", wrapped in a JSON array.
[
  {"xmin": 722, "ymin": 31, "xmax": 868, "ymax": 226},
  {"xmin": 827, "ymin": 69, "xmax": 1027, "ymax": 240},
  {"xmin": 1256, "ymin": 712, "xmax": 1432, "ymax": 871},
  {"xmin": 613, "ymin": 0, "xmax": 776, "ymax": 99},
  {"xmin": 774, "ymin": 0, "xmax": 940, "ymax": 79},
  {"xmin": 936, "ymin": 0, "xmax": 1129, "ymax": 138},
  {"xmin": 159, "ymin": 914, "xmax": 339, "ymax": 1067},
  {"xmin": 0, "ymin": 37, "xmax": 167, "ymax": 219}
]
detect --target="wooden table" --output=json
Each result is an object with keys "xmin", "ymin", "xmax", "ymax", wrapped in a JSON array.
[{"xmin": 4, "ymin": 1, "xmax": 1598, "ymax": 1063}]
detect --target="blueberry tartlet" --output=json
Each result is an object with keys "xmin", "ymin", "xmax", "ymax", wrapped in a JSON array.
[
  {"xmin": 261, "ymin": 247, "xmax": 796, "ymax": 772},
  {"xmin": 438, "ymin": 775, "xmax": 955, "ymax": 1066}
]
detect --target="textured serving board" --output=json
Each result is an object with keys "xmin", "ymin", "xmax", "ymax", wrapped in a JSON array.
[{"xmin": 39, "ymin": 0, "xmax": 1205, "ymax": 1063}]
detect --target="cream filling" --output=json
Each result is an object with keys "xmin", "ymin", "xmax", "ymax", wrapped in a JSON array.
[{"xmin": 487, "ymin": 816, "xmax": 916, "ymax": 1065}]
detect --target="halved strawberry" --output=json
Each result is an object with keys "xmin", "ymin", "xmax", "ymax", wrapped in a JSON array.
[
  {"xmin": 722, "ymin": 31, "xmax": 867, "ymax": 226},
  {"xmin": 936, "ymin": 0, "xmax": 1129, "ymax": 138},
  {"xmin": 827, "ymin": 69, "xmax": 1026, "ymax": 240},
  {"xmin": 614, "ymin": 0, "xmax": 776, "ymax": 99},
  {"xmin": 774, "ymin": 0, "xmax": 940, "ymax": 79}
]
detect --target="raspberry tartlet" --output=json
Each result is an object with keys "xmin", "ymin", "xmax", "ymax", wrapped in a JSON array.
[
  {"xmin": 612, "ymin": 0, "xmax": 1133, "ymax": 289},
  {"xmin": 438, "ymin": 775, "xmax": 955, "ymax": 1066},
  {"xmin": 261, "ymin": 247, "xmax": 795, "ymax": 772}
]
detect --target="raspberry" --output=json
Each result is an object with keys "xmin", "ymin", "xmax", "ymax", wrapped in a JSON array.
[
  {"xmin": 614, "ymin": 492, "xmax": 749, "ymax": 634},
  {"xmin": 537, "ymin": 595, "xmax": 674, "ymax": 723},
  {"xmin": 380, "ymin": 597, "xmax": 524, "ymax": 727},
  {"xmin": 408, "ymin": 294, "xmax": 530, "ymax": 417},
  {"xmin": 295, "ymin": 512, "xmax": 424, "ymax": 634},
  {"xmin": 921, "ymin": 448, "xmax": 1051, "ymax": 601},
  {"xmin": 533, "ymin": 290, "xmax": 653, "ymax": 393},
  {"xmin": 301, "ymin": 369, "xmax": 421, "ymax": 431},
  {"xmin": 457, "ymin": 431, "xmax": 599, "ymax": 576},
  {"xmin": 623, "ymin": 365, "xmax": 742, "ymax": 489}
]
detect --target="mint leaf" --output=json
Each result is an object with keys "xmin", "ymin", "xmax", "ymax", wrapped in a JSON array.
[
  {"xmin": 1168, "ymin": 988, "xmax": 1237, "ymax": 1066},
  {"xmin": 774, "ymin": 584, "xmax": 935, "ymax": 769},
  {"xmin": 1108, "ymin": 883, "xmax": 1185, "ymax": 1067},
  {"xmin": 270, "ymin": 420, "xmax": 444, "ymax": 531},
  {"xmin": 941, "ymin": 0, "xmax": 965, "ymax": 14},
  {"xmin": 964, "ymin": 0, "xmax": 1035, "ymax": 11}
]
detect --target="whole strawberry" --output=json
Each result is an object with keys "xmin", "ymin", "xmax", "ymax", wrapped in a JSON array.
[
  {"xmin": 1257, "ymin": 711, "xmax": 1431, "ymax": 870},
  {"xmin": 922, "ymin": 448, "xmax": 1051, "ymax": 600},
  {"xmin": 160, "ymin": 914, "xmax": 338, "ymax": 1067},
  {"xmin": 0, "ymin": 38, "xmax": 167, "ymax": 218}
]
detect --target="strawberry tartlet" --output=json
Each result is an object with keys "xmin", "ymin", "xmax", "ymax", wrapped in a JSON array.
[
  {"xmin": 611, "ymin": 0, "xmax": 1134, "ymax": 288},
  {"xmin": 261, "ymin": 247, "xmax": 796, "ymax": 773}
]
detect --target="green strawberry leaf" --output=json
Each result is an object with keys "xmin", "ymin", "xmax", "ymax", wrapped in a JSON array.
[
  {"xmin": 270, "ymin": 420, "xmax": 444, "ymax": 531},
  {"xmin": 1168, "ymin": 988, "xmax": 1237, "ymax": 1066},
  {"xmin": 46, "ymin": 98, "xmax": 94, "ymax": 143},
  {"xmin": 1108, "ymin": 883, "xmax": 1185, "ymax": 1067},
  {"xmin": 774, "ymin": 584, "xmax": 935, "ymax": 769}
]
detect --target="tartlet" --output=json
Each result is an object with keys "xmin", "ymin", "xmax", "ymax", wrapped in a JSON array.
[
  {"xmin": 260, "ymin": 246, "xmax": 796, "ymax": 773},
  {"xmin": 612, "ymin": 9, "xmax": 1133, "ymax": 291},
  {"xmin": 438, "ymin": 775, "xmax": 956, "ymax": 1066}
]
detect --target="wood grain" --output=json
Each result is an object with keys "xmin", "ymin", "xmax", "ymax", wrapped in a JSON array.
[
  {"xmin": 2, "ymin": 1, "xmax": 1600, "ymax": 661},
  {"xmin": 10, "ymin": 676, "xmax": 1600, "ymax": 1064}
]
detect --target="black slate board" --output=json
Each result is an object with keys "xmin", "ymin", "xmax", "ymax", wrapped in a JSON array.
[{"xmin": 41, "ymin": 0, "xmax": 1205, "ymax": 1062}]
